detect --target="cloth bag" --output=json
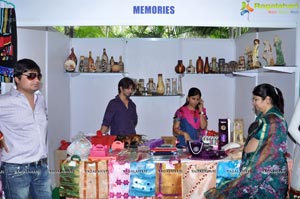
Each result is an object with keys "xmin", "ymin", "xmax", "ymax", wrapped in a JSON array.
[
  {"xmin": 79, "ymin": 160, "xmax": 109, "ymax": 199},
  {"xmin": 59, "ymin": 155, "xmax": 81, "ymax": 198},
  {"xmin": 182, "ymin": 161, "xmax": 218, "ymax": 199},
  {"xmin": 108, "ymin": 160, "xmax": 145, "ymax": 199},
  {"xmin": 128, "ymin": 160, "xmax": 156, "ymax": 197},
  {"xmin": 216, "ymin": 160, "xmax": 241, "ymax": 187},
  {"xmin": 155, "ymin": 160, "xmax": 182, "ymax": 199}
]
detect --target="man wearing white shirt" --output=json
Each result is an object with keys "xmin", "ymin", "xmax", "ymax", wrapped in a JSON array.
[{"xmin": 0, "ymin": 59, "xmax": 51, "ymax": 199}]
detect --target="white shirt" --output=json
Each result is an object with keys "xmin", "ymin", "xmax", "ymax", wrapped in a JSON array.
[{"xmin": 0, "ymin": 87, "xmax": 48, "ymax": 163}]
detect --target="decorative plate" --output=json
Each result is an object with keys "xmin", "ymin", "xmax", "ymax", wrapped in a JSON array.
[{"xmin": 64, "ymin": 59, "xmax": 76, "ymax": 72}]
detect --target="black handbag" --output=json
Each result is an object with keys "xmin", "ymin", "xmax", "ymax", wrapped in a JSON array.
[{"xmin": 187, "ymin": 140, "xmax": 227, "ymax": 160}]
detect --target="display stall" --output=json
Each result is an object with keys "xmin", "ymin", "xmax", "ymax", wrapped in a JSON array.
[{"xmin": 4, "ymin": 0, "xmax": 300, "ymax": 197}]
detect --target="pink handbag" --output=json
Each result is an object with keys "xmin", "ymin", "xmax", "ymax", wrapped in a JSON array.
[
  {"xmin": 90, "ymin": 144, "xmax": 108, "ymax": 157},
  {"xmin": 111, "ymin": 141, "xmax": 124, "ymax": 151}
]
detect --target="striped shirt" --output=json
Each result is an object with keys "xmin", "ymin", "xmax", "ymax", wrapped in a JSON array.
[{"xmin": 0, "ymin": 87, "xmax": 48, "ymax": 163}]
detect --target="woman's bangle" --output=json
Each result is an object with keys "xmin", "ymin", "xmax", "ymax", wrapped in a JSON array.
[
  {"xmin": 199, "ymin": 111, "xmax": 205, "ymax": 115},
  {"xmin": 0, "ymin": 131, "xmax": 3, "ymax": 141}
]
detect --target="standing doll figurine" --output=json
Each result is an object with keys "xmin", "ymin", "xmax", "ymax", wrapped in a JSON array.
[
  {"xmin": 262, "ymin": 40, "xmax": 275, "ymax": 66},
  {"xmin": 252, "ymin": 39, "xmax": 260, "ymax": 68},
  {"xmin": 274, "ymin": 35, "xmax": 285, "ymax": 66}
]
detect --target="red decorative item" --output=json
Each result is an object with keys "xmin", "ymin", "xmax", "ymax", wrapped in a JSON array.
[
  {"xmin": 90, "ymin": 130, "xmax": 117, "ymax": 147},
  {"xmin": 58, "ymin": 140, "xmax": 71, "ymax": 150},
  {"xmin": 207, "ymin": 130, "xmax": 218, "ymax": 136}
]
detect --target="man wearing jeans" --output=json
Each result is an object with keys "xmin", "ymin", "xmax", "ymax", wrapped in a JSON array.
[{"xmin": 0, "ymin": 59, "xmax": 52, "ymax": 199}]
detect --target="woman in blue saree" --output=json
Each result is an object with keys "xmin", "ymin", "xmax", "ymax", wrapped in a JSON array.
[{"xmin": 205, "ymin": 83, "xmax": 288, "ymax": 198}]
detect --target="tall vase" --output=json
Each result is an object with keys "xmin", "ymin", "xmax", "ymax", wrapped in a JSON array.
[
  {"xmin": 177, "ymin": 75, "xmax": 183, "ymax": 95},
  {"xmin": 157, "ymin": 74, "xmax": 165, "ymax": 95},
  {"xmin": 68, "ymin": 47, "xmax": 78, "ymax": 65}
]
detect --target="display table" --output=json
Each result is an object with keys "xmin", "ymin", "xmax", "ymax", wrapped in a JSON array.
[{"xmin": 61, "ymin": 154, "xmax": 293, "ymax": 199}]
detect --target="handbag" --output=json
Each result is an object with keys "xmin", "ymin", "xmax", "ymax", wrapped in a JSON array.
[
  {"xmin": 90, "ymin": 144, "xmax": 109, "ymax": 157},
  {"xmin": 111, "ymin": 141, "xmax": 125, "ymax": 151},
  {"xmin": 155, "ymin": 157, "xmax": 182, "ymax": 198},
  {"xmin": 182, "ymin": 161, "xmax": 218, "ymax": 199},
  {"xmin": 128, "ymin": 160, "xmax": 156, "ymax": 197},
  {"xmin": 216, "ymin": 160, "xmax": 241, "ymax": 187},
  {"xmin": 187, "ymin": 140, "xmax": 227, "ymax": 160},
  {"xmin": 91, "ymin": 130, "xmax": 116, "ymax": 146},
  {"xmin": 79, "ymin": 160, "xmax": 109, "ymax": 199},
  {"xmin": 59, "ymin": 155, "xmax": 82, "ymax": 198}
]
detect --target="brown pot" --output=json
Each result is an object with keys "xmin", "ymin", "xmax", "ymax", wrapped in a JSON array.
[
  {"xmin": 175, "ymin": 60, "xmax": 185, "ymax": 74},
  {"xmin": 111, "ymin": 62, "xmax": 121, "ymax": 72}
]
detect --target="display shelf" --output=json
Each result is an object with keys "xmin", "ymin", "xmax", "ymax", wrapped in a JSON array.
[
  {"xmin": 65, "ymin": 71, "xmax": 128, "ymax": 77},
  {"xmin": 262, "ymin": 66, "xmax": 297, "ymax": 73},
  {"xmin": 131, "ymin": 94, "xmax": 184, "ymax": 97},
  {"xmin": 232, "ymin": 66, "xmax": 297, "ymax": 77}
]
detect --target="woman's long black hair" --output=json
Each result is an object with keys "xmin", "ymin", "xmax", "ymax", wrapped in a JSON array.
[
  {"xmin": 252, "ymin": 83, "xmax": 284, "ymax": 114},
  {"xmin": 183, "ymin": 87, "xmax": 202, "ymax": 107}
]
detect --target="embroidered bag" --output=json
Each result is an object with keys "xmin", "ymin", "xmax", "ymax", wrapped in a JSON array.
[
  {"xmin": 59, "ymin": 155, "xmax": 81, "ymax": 198},
  {"xmin": 216, "ymin": 160, "xmax": 241, "ymax": 187},
  {"xmin": 128, "ymin": 160, "xmax": 156, "ymax": 197},
  {"xmin": 155, "ymin": 158, "xmax": 182, "ymax": 199},
  {"xmin": 79, "ymin": 160, "xmax": 109, "ymax": 199},
  {"xmin": 182, "ymin": 161, "xmax": 218, "ymax": 199}
]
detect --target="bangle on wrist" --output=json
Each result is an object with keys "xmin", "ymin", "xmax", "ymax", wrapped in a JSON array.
[
  {"xmin": 199, "ymin": 111, "xmax": 205, "ymax": 115},
  {"xmin": 0, "ymin": 132, "xmax": 3, "ymax": 140}
]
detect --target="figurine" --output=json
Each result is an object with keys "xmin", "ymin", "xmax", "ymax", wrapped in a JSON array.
[
  {"xmin": 262, "ymin": 40, "xmax": 275, "ymax": 66},
  {"xmin": 274, "ymin": 35, "xmax": 286, "ymax": 66},
  {"xmin": 252, "ymin": 39, "xmax": 261, "ymax": 68},
  {"xmin": 244, "ymin": 46, "xmax": 253, "ymax": 70}
]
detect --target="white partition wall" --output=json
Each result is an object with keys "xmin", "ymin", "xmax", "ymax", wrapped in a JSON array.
[{"xmin": 68, "ymin": 38, "xmax": 236, "ymax": 138}]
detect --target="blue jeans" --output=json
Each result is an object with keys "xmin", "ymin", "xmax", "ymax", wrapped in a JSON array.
[{"xmin": 1, "ymin": 161, "xmax": 52, "ymax": 199}]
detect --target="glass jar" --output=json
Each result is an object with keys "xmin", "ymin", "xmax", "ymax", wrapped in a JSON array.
[
  {"xmin": 79, "ymin": 56, "xmax": 85, "ymax": 72},
  {"xmin": 218, "ymin": 58, "xmax": 225, "ymax": 73},
  {"xmin": 171, "ymin": 78, "xmax": 177, "ymax": 95},
  {"xmin": 165, "ymin": 78, "xmax": 171, "ymax": 95},
  {"xmin": 146, "ymin": 78, "xmax": 156, "ymax": 95},
  {"xmin": 210, "ymin": 57, "xmax": 218, "ymax": 73},
  {"xmin": 186, "ymin": 59, "xmax": 195, "ymax": 73}
]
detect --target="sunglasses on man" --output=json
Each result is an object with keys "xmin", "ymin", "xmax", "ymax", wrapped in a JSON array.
[{"xmin": 22, "ymin": 72, "xmax": 42, "ymax": 80}]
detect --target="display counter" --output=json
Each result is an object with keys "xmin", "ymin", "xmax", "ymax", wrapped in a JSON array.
[{"xmin": 58, "ymin": 152, "xmax": 293, "ymax": 199}]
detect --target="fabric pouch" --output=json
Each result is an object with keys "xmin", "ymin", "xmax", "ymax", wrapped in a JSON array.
[
  {"xmin": 59, "ymin": 155, "xmax": 81, "ymax": 198},
  {"xmin": 128, "ymin": 160, "xmax": 156, "ymax": 197},
  {"xmin": 79, "ymin": 160, "xmax": 109, "ymax": 199},
  {"xmin": 155, "ymin": 160, "xmax": 182, "ymax": 199},
  {"xmin": 216, "ymin": 160, "xmax": 241, "ymax": 187},
  {"xmin": 182, "ymin": 161, "xmax": 218, "ymax": 199}
]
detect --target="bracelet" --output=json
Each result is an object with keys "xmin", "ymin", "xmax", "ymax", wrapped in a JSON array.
[{"xmin": 0, "ymin": 132, "xmax": 3, "ymax": 141}]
